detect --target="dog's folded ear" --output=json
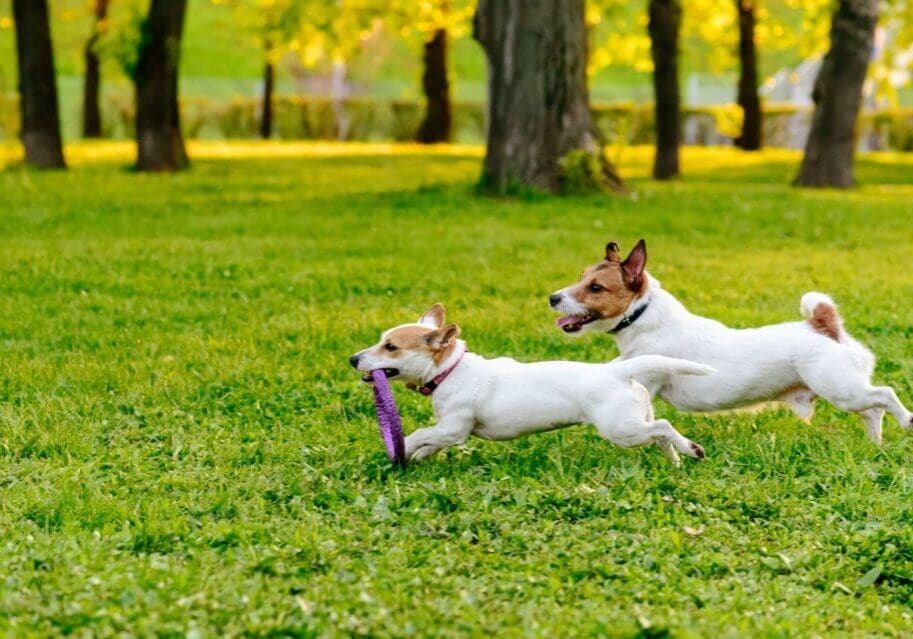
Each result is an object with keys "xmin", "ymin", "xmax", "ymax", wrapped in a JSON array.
[
  {"xmin": 418, "ymin": 303, "xmax": 446, "ymax": 328},
  {"xmin": 621, "ymin": 239, "xmax": 647, "ymax": 290},
  {"xmin": 605, "ymin": 241, "xmax": 622, "ymax": 263},
  {"xmin": 425, "ymin": 323, "xmax": 460, "ymax": 349}
]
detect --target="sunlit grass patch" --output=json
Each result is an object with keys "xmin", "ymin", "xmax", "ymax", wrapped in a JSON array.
[{"xmin": 0, "ymin": 142, "xmax": 912, "ymax": 636}]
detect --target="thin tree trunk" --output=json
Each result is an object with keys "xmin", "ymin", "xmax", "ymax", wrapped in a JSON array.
[
  {"xmin": 82, "ymin": 0, "xmax": 109, "ymax": 138},
  {"xmin": 473, "ymin": 0, "xmax": 623, "ymax": 194},
  {"xmin": 648, "ymin": 0, "xmax": 680, "ymax": 179},
  {"xmin": 416, "ymin": 28, "xmax": 451, "ymax": 143},
  {"xmin": 12, "ymin": 0, "xmax": 66, "ymax": 169},
  {"xmin": 134, "ymin": 0, "xmax": 188, "ymax": 171},
  {"xmin": 794, "ymin": 0, "xmax": 878, "ymax": 187},
  {"xmin": 736, "ymin": 0, "xmax": 762, "ymax": 150},
  {"xmin": 260, "ymin": 56, "xmax": 274, "ymax": 140}
]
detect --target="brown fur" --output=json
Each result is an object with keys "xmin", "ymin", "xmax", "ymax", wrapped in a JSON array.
[
  {"xmin": 570, "ymin": 260, "xmax": 648, "ymax": 320},
  {"xmin": 374, "ymin": 323, "xmax": 460, "ymax": 365},
  {"xmin": 808, "ymin": 304, "xmax": 842, "ymax": 342}
]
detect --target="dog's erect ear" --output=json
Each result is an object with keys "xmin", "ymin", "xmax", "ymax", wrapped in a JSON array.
[
  {"xmin": 605, "ymin": 241, "xmax": 622, "ymax": 263},
  {"xmin": 425, "ymin": 323, "xmax": 460, "ymax": 350},
  {"xmin": 418, "ymin": 303, "xmax": 446, "ymax": 328},
  {"xmin": 621, "ymin": 239, "xmax": 647, "ymax": 289}
]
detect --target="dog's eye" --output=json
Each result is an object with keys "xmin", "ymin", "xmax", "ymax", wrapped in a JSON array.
[
  {"xmin": 588, "ymin": 282, "xmax": 604, "ymax": 293},
  {"xmin": 384, "ymin": 343, "xmax": 397, "ymax": 352}
]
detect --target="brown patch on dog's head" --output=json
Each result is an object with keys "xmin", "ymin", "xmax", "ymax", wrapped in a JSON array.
[
  {"xmin": 570, "ymin": 239, "xmax": 649, "ymax": 319},
  {"xmin": 808, "ymin": 304, "xmax": 842, "ymax": 341},
  {"xmin": 373, "ymin": 321, "xmax": 461, "ymax": 364}
]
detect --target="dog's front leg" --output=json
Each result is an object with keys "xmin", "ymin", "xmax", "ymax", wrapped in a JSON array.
[{"xmin": 405, "ymin": 412, "xmax": 474, "ymax": 461}]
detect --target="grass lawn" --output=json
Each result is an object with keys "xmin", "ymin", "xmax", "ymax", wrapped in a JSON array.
[{"xmin": 1, "ymin": 142, "xmax": 913, "ymax": 636}]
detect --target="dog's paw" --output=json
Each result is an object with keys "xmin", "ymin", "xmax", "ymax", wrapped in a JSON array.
[{"xmin": 690, "ymin": 441, "xmax": 706, "ymax": 460}]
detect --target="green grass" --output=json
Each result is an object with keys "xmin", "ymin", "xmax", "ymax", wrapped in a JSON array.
[{"xmin": 1, "ymin": 142, "xmax": 913, "ymax": 636}]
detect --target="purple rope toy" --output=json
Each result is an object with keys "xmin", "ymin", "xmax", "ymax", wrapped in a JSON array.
[{"xmin": 370, "ymin": 369, "xmax": 407, "ymax": 467}]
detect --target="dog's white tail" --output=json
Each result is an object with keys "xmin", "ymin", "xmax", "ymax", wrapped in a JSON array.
[
  {"xmin": 800, "ymin": 291, "xmax": 844, "ymax": 342},
  {"xmin": 612, "ymin": 355, "xmax": 717, "ymax": 389}
]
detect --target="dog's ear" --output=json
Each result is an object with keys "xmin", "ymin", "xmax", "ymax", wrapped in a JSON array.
[
  {"xmin": 418, "ymin": 303, "xmax": 445, "ymax": 328},
  {"xmin": 425, "ymin": 323, "xmax": 460, "ymax": 350},
  {"xmin": 605, "ymin": 241, "xmax": 622, "ymax": 263},
  {"xmin": 621, "ymin": 239, "xmax": 647, "ymax": 290}
]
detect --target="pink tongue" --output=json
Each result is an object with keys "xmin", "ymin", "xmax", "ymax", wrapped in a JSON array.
[{"xmin": 556, "ymin": 315, "xmax": 582, "ymax": 328}]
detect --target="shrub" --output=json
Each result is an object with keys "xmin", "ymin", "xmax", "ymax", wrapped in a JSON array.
[{"xmin": 4, "ymin": 92, "xmax": 913, "ymax": 151}]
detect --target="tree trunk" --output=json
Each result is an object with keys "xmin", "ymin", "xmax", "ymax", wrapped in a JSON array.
[
  {"xmin": 134, "ymin": 0, "xmax": 189, "ymax": 171},
  {"xmin": 794, "ymin": 0, "xmax": 878, "ymax": 187},
  {"xmin": 648, "ymin": 0, "xmax": 681, "ymax": 179},
  {"xmin": 260, "ymin": 57, "xmax": 274, "ymax": 139},
  {"xmin": 473, "ymin": 0, "xmax": 623, "ymax": 194},
  {"xmin": 416, "ymin": 28, "xmax": 451, "ymax": 144},
  {"xmin": 12, "ymin": 0, "xmax": 66, "ymax": 169},
  {"xmin": 82, "ymin": 0, "xmax": 109, "ymax": 138},
  {"xmin": 736, "ymin": 0, "xmax": 762, "ymax": 150}
]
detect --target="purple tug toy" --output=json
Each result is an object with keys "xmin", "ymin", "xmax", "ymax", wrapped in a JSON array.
[{"xmin": 370, "ymin": 369, "xmax": 407, "ymax": 467}]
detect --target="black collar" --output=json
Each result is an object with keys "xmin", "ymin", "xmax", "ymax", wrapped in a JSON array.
[{"xmin": 608, "ymin": 300, "xmax": 650, "ymax": 334}]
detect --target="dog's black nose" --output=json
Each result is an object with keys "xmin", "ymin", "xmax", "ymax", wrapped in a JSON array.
[
  {"xmin": 349, "ymin": 354, "xmax": 360, "ymax": 368},
  {"xmin": 549, "ymin": 293, "xmax": 562, "ymax": 308}
]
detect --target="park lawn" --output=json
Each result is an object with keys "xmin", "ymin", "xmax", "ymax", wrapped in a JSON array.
[{"xmin": 1, "ymin": 142, "xmax": 913, "ymax": 637}]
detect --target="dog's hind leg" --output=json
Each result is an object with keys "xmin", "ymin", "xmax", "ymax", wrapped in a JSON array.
[
  {"xmin": 857, "ymin": 408, "xmax": 885, "ymax": 444},
  {"xmin": 593, "ymin": 417, "xmax": 704, "ymax": 465},
  {"xmin": 634, "ymin": 382, "xmax": 681, "ymax": 464},
  {"xmin": 800, "ymin": 367, "xmax": 912, "ymax": 432},
  {"xmin": 779, "ymin": 387, "xmax": 817, "ymax": 422}
]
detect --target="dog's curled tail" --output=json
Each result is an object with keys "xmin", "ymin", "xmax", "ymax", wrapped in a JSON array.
[
  {"xmin": 613, "ymin": 355, "xmax": 717, "ymax": 390},
  {"xmin": 800, "ymin": 292, "xmax": 844, "ymax": 342}
]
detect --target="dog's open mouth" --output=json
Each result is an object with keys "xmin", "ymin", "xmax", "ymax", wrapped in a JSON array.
[
  {"xmin": 362, "ymin": 368, "xmax": 400, "ymax": 382},
  {"xmin": 555, "ymin": 313, "xmax": 598, "ymax": 333}
]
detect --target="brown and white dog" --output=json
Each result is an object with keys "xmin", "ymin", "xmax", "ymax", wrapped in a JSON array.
[
  {"xmin": 549, "ymin": 240, "xmax": 913, "ymax": 442},
  {"xmin": 350, "ymin": 304, "xmax": 715, "ymax": 463}
]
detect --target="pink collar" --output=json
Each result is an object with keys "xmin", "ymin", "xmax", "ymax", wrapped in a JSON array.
[{"xmin": 410, "ymin": 348, "xmax": 466, "ymax": 396}]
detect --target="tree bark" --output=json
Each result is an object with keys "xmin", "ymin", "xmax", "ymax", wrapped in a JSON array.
[
  {"xmin": 134, "ymin": 0, "xmax": 189, "ymax": 171},
  {"xmin": 794, "ymin": 0, "xmax": 878, "ymax": 188},
  {"xmin": 648, "ymin": 0, "xmax": 681, "ymax": 179},
  {"xmin": 473, "ymin": 0, "xmax": 623, "ymax": 194},
  {"xmin": 260, "ymin": 57, "xmax": 274, "ymax": 139},
  {"xmin": 736, "ymin": 0, "xmax": 762, "ymax": 150},
  {"xmin": 416, "ymin": 28, "xmax": 452, "ymax": 144},
  {"xmin": 82, "ymin": 0, "xmax": 109, "ymax": 138},
  {"xmin": 12, "ymin": 0, "xmax": 66, "ymax": 169}
]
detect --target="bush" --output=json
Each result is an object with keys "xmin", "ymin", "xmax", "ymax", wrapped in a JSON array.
[{"xmin": 4, "ymin": 91, "xmax": 913, "ymax": 151}]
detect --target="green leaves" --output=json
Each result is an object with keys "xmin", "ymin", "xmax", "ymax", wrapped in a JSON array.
[{"xmin": 857, "ymin": 565, "xmax": 882, "ymax": 589}]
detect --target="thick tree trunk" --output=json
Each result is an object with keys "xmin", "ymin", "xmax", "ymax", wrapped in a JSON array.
[
  {"xmin": 260, "ymin": 58, "xmax": 274, "ymax": 139},
  {"xmin": 648, "ymin": 0, "xmax": 681, "ymax": 179},
  {"xmin": 736, "ymin": 0, "xmax": 762, "ymax": 150},
  {"xmin": 82, "ymin": 0, "xmax": 109, "ymax": 138},
  {"xmin": 473, "ymin": 0, "xmax": 623, "ymax": 194},
  {"xmin": 416, "ymin": 28, "xmax": 452, "ymax": 144},
  {"xmin": 134, "ymin": 0, "xmax": 189, "ymax": 171},
  {"xmin": 795, "ymin": 0, "xmax": 878, "ymax": 188},
  {"xmin": 12, "ymin": 0, "xmax": 66, "ymax": 169}
]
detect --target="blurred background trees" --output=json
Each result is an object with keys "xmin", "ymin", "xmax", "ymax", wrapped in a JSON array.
[
  {"xmin": 2, "ymin": 0, "xmax": 911, "ymax": 187},
  {"xmin": 134, "ymin": 0, "xmax": 189, "ymax": 171},
  {"xmin": 12, "ymin": 0, "xmax": 66, "ymax": 168},
  {"xmin": 82, "ymin": 0, "xmax": 109, "ymax": 138}
]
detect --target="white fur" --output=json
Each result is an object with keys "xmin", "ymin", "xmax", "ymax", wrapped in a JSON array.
[
  {"xmin": 353, "ymin": 324, "xmax": 715, "ymax": 464},
  {"xmin": 552, "ymin": 274, "xmax": 912, "ymax": 443},
  {"xmin": 800, "ymin": 291, "xmax": 836, "ymax": 319}
]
